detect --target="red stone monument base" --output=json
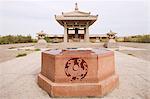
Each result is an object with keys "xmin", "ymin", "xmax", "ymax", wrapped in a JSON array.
[
  {"xmin": 38, "ymin": 73, "xmax": 119, "ymax": 97},
  {"xmin": 37, "ymin": 49, "xmax": 119, "ymax": 97}
]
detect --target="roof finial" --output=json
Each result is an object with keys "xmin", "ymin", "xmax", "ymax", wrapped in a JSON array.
[
  {"xmin": 110, "ymin": 30, "xmax": 112, "ymax": 33},
  {"xmin": 41, "ymin": 30, "xmax": 44, "ymax": 33},
  {"xmin": 75, "ymin": 3, "xmax": 78, "ymax": 11}
]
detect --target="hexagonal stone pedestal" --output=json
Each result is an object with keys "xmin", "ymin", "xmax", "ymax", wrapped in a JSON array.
[{"xmin": 38, "ymin": 48, "xmax": 119, "ymax": 97}]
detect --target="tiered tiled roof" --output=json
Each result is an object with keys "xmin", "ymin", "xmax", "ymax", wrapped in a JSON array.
[{"xmin": 55, "ymin": 3, "xmax": 98, "ymax": 26}]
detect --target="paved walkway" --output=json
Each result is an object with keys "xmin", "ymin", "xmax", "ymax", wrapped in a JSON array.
[
  {"xmin": 0, "ymin": 51, "xmax": 150, "ymax": 99},
  {"xmin": 104, "ymin": 51, "xmax": 150, "ymax": 99}
]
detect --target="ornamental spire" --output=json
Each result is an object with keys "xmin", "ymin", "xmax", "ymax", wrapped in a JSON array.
[
  {"xmin": 75, "ymin": 3, "xmax": 78, "ymax": 11},
  {"xmin": 110, "ymin": 30, "xmax": 112, "ymax": 33}
]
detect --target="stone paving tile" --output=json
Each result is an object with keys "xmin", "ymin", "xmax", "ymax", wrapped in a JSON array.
[{"xmin": 0, "ymin": 52, "xmax": 50, "ymax": 99}]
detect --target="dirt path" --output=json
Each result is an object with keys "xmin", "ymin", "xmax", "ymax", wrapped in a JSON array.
[
  {"xmin": 118, "ymin": 42, "xmax": 150, "ymax": 50},
  {"xmin": 0, "ymin": 43, "xmax": 35, "ymax": 63},
  {"xmin": 117, "ymin": 42, "xmax": 150, "ymax": 61}
]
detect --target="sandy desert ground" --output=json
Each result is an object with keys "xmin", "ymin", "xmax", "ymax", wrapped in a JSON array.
[
  {"xmin": 0, "ymin": 42, "xmax": 150, "ymax": 99},
  {"xmin": 0, "ymin": 43, "xmax": 35, "ymax": 63},
  {"xmin": 117, "ymin": 42, "xmax": 150, "ymax": 61},
  {"xmin": 0, "ymin": 42, "xmax": 150, "ymax": 63}
]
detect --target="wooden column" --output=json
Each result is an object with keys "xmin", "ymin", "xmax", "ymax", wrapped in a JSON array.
[
  {"xmin": 64, "ymin": 24, "xmax": 67, "ymax": 43},
  {"xmin": 85, "ymin": 23, "xmax": 89, "ymax": 42}
]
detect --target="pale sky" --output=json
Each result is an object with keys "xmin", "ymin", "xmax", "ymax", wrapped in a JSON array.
[{"xmin": 0, "ymin": 0, "xmax": 149, "ymax": 37}]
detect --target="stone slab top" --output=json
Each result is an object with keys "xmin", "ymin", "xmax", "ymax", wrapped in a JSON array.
[{"xmin": 43, "ymin": 48, "xmax": 112, "ymax": 56}]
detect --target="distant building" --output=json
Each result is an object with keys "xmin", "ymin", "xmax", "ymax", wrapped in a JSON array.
[
  {"xmin": 36, "ymin": 30, "xmax": 46, "ymax": 39},
  {"xmin": 36, "ymin": 3, "xmax": 110, "ymax": 43},
  {"xmin": 55, "ymin": 3, "xmax": 98, "ymax": 43},
  {"xmin": 37, "ymin": 33, "xmax": 107, "ymax": 43}
]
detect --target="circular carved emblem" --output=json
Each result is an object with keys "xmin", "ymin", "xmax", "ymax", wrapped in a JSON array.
[{"xmin": 65, "ymin": 58, "xmax": 88, "ymax": 81}]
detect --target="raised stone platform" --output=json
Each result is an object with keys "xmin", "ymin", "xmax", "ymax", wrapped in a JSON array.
[
  {"xmin": 0, "ymin": 49, "xmax": 149, "ymax": 99},
  {"xmin": 38, "ymin": 48, "xmax": 119, "ymax": 97}
]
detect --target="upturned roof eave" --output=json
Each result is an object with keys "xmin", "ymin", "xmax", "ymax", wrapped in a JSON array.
[
  {"xmin": 55, "ymin": 15, "xmax": 98, "ymax": 20},
  {"xmin": 55, "ymin": 16, "xmax": 98, "ymax": 25}
]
